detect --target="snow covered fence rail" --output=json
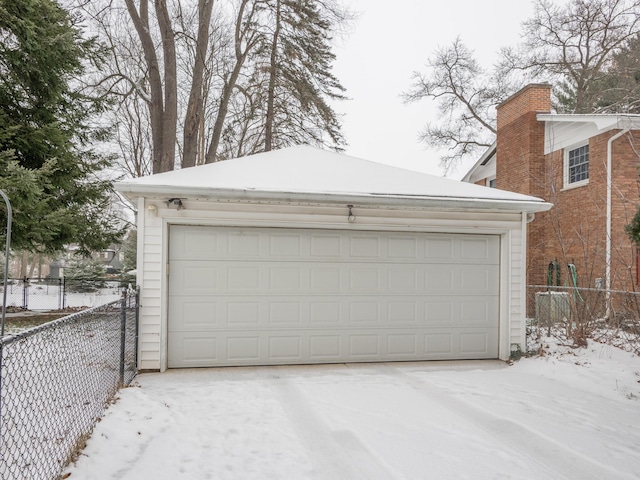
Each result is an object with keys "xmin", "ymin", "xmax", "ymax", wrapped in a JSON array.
[
  {"xmin": 527, "ymin": 285, "xmax": 640, "ymax": 353},
  {"xmin": 1, "ymin": 277, "xmax": 123, "ymax": 311},
  {"xmin": 0, "ymin": 288, "xmax": 139, "ymax": 480}
]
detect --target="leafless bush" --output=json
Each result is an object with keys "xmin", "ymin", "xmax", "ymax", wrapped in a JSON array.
[{"xmin": 527, "ymin": 286, "xmax": 640, "ymax": 354}]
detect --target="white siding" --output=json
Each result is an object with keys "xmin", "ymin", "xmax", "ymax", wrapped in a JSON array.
[
  {"xmin": 509, "ymin": 225, "xmax": 526, "ymax": 352},
  {"xmin": 138, "ymin": 201, "xmax": 163, "ymax": 371}
]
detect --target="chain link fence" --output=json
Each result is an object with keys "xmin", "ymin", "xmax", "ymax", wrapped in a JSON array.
[
  {"xmin": 1, "ymin": 277, "xmax": 124, "ymax": 310},
  {"xmin": 0, "ymin": 288, "xmax": 139, "ymax": 480},
  {"xmin": 527, "ymin": 285, "xmax": 640, "ymax": 353}
]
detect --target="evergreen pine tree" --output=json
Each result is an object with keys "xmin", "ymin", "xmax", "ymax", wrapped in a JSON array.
[{"xmin": 0, "ymin": 0, "xmax": 125, "ymax": 254}]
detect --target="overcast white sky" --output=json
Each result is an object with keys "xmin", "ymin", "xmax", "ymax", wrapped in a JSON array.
[{"xmin": 331, "ymin": 0, "xmax": 537, "ymax": 179}]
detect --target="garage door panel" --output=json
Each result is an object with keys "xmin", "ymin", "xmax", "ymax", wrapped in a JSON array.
[
  {"xmin": 387, "ymin": 334, "xmax": 418, "ymax": 356},
  {"xmin": 169, "ymin": 261, "xmax": 219, "ymax": 294},
  {"xmin": 269, "ymin": 267, "xmax": 303, "ymax": 290},
  {"xmin": 425, "ymin": 265, "xmax": 499, "ymax": 294},
  {"xmin": 460, "ymin": 266, "xmax": 499, "ymax": 293},
  {"xmin": 169, "ymin": 300, "xmax": 218, "ymax": 329},
  {"xmin": 349, "ymin": 235, "xmax": 381, "ymax": 257},
  {"xmin": 269, "ymin": 336, "xmax": 303, "ymax": 361},
  {"xmin": 425, "ymin": 236, "xmax": 499, "ymax": 264},
  {"xmin": 460, "ymin": 331, "xmax": 494, "ymax": 355},
  {"xmin": 460, "ymin": 299, "xmax": 496, "ymax": 325},
  {"xmin": 461, "ymin": 237, "xmax": 498, "ymax": 261},
  {"xmin": 169, "ymin": 333, "xmax": 219, "ymax": 367},
  {"xmin": 309, "ymin": 301, "xmax": 342, "ymax": 324},
  {"xmin": 349, "ymin": 334, "xmax": 380, "ymax": 357},
  {"xmin": 425, "ymin": 237, "xmax": 454, "ymax": 260},
  {"xmin": 227, "ymin": 232, "xmax": 261, "ymax": 256},
  {"xmin": 269, "ymin": 233, "xmax": 303, "ymax": 257},
  {"xmin": 168, "ymin": 226, "xmax": 501, "ymax": 367},
  {"xmin": 310, "ymin": 234, "xmax": 342, "ymax": 257},
  {"xmin": 388, "ymin": 301, "xmax": 419, "ymax": 324},
  {"xmin": 268, "ymin": 302, "xmax": 302, "ymax": 325},
  {"xmin": 226, "ymin": 335, "xmax": 261, "ymax": 361},
  {"xmin": 170, "ymin": 293, "xmax": 497, "ymax": 330},
  {"xmin": 169, "ymin": 328, "xmax": 500, "ymax": 368},
  {"xmin": 387, "ymin": 236, "xmax": 418, "ymax": 258},
  {"xmin": 169, "ymin": 228, "xmax": 219, "ymax": 260},
  {"xmin": 348, "ymin": 301, "xmax": 381, "ymax": 324},
  {"xmin": 424, "ymin": 332, "xmax": 453, "ymax": 355},
  {"xmin": 388, "ymin": 269, "xmax": 419, "ymax": 291},
  {"xmin": 425, "ymin": 296, "xmax": 498, "ymax": 327},
  {"xmin": 309, "ymin": 334, "xmax": 342, "ymax": 359},
  {"xmin": 227, "ymin": 266, "xmax": 261, "ymax": 290},
  {"xmin": 226, "ymin": 301, "xmax": 261, "ymax": 326},
  {"xmin": 424, "ymin": 328, "xmax": 499, "ymax": 359},
  {"xmin": 349, "ymin": 268, "xmax": 381, "ymax": 290},
  {"xmin": 310, "ymin": 267, "xmax": 341, "ymax": 290}
]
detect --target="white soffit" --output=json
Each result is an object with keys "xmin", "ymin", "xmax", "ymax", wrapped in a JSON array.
[
  {"xmin": 116, "ymin": 145, "xmax": 550, "ymax": 213},
  {"xmin": 538, "ymin": 114, "xmax": 640, "ymax": 154}
]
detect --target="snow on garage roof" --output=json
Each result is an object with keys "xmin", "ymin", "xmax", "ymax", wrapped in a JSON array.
[{"xmin": 116, "ymin": 145, "xmax": 551, "ymax": 212}]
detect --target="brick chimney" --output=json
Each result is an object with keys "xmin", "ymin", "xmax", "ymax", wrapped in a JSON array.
[{"xmin": 496, "ymin": 84, "xmax": 551, "ymax": 198}]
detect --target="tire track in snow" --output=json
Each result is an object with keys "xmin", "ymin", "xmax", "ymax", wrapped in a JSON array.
[
  {"xmin": 379, "ymin": 364, "xmax": 636, "ymax": 480},
  {"xmin": 273, "ymin": 378, "xmax": 398, "ymax": 480}
]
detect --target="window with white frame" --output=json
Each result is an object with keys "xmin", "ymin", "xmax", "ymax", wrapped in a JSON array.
[
  {"xmin": 487, "ymin": 177, "xmax": 496, "ymax": 188},
  {"xmin": 565, "ymin": 144, "xmax": 589, "ymax": 186}
]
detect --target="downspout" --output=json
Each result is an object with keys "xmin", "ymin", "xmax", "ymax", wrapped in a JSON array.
[{"xmin": 606, "ymin": 128, "xmax": 630, "ymax": 318}]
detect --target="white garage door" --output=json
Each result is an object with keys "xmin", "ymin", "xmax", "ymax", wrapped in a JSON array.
[{"xmin": 168, "ymin": 225, "xmax": 500, "ymax": 368}]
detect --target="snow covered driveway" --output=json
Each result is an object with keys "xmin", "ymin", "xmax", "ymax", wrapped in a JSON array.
[{"xmin": 66, "ymin": 343, "xmax": 640, "ymax": 480}]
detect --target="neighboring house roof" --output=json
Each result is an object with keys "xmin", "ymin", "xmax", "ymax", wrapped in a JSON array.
[
  {"xmin": 116, "ymin": 145, "xmax": 550, "ymax": 213},
  {"xmin": 537, "ymin": 114, "xmax": 640, "ymax": 154},
  {"xmin": 463, "ymin": 114, "xmax": 640, "ymax": 181},
  {"xmin": 461, "ymin": 142, "xmax": 496, "ymax": 184}
]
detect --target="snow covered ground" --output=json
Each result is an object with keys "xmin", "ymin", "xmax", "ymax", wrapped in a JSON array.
[{"xmin": 65, "ymin": 338, "xmax": 640, "ymax": 480}]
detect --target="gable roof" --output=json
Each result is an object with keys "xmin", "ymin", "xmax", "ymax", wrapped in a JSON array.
[
  {"xmin": 116, "ymin": 145, "xmax": 550, "ymax": 213},
  {"xmin": 461, "ymin": 142, "xmax": 496, "ymax": 184}
]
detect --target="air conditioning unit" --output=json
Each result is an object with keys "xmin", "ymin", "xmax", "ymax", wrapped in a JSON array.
[{"xmin": 535, "ymin": 291, "xmax": 570, "ymax": 324}]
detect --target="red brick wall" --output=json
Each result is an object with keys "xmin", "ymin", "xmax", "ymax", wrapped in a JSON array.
[
  {"xmin": 496, "ymin": 84, "xmax": 551, "ymax": 287},
  {"xmin": 495, "ymin": 84, "xmax": 640, "ymax": 292},
  {"xmin": 497, "ymin": 84, "xmax": 552, "ymax": 131},
  {"xmin": 530, "ymin": 132, "xmax": 640, "ymax": 292}
]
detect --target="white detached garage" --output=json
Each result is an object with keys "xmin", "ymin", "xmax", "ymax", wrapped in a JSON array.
[{"xmin": 116, "ymin": 146, "xmax": 550, "ymax": 371}]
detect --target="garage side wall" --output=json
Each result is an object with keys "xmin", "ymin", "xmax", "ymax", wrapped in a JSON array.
[
  {"xmin": 136, "ymin": 199, "xmax": 164, "ymax": 370},
  {"xmin": 136, "ymin": 199, "xmax": 527, "ymax": 370},
  {"xmin": 509, "ymin": 224, "xmax": 526, "ymax": 353}
]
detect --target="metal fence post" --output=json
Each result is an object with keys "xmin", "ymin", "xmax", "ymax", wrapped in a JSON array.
[
  {"xmin": 119, "ymin": 289, "xmax": 127, "ymax": 386},
  {"xmin": 58, "ymin": 277, "xmax": 62, "ymax": 310},
  {"xmin": 0, "ymin": 340, "xmax": 4, "ymax": 454},
  {"xmin": 22, "ymin": 277, "xmax": 28, "ymax": 310},
  {"xmin": 134, "ymin": 286, "xmax": 140, "ymax": 369}
]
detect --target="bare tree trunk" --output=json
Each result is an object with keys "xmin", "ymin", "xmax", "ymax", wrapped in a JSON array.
[
  {"xmin": 264, "ymin": 0, "xmax": 281, "ymax": 152},
  {"xmin": 27, "ymin": 256, "xmax": 37, "ymax": 279},
  {"xmin": 124, "ymin": 0, "xmax": 166, "ymax": 174},
  {"xmin": 182, "ymin": 0, "xmax": 214, "ymax": 169},
  {"xmin": 155, "ymin": 0, "xmax": 178, "ymax": 172},
  {"xmin": 19, "ymin": 251, "xmax": 27, "ymax": 279}
]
